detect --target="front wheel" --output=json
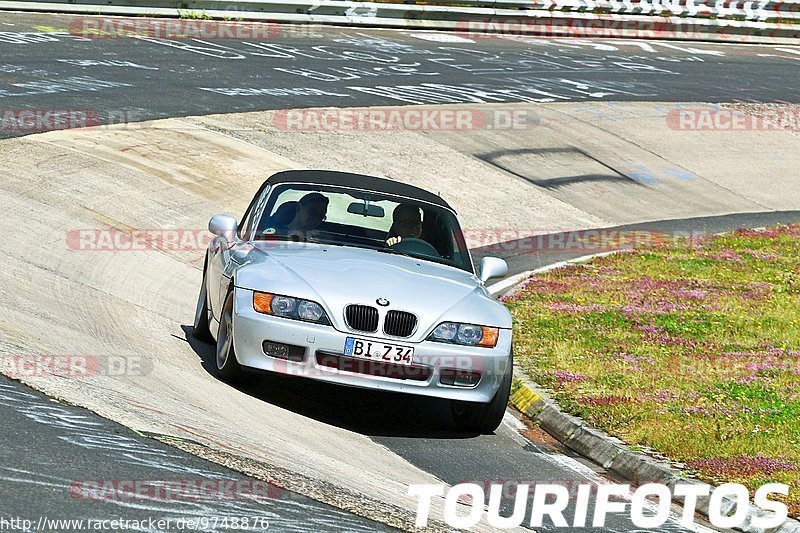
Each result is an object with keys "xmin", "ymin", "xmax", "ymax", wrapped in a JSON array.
[
  {"xmin": 450, "ymin": 357, "xmax": 513, "ymax": 434},
  {"xmin": 192, "ymin": 270, "xmax": 214, "ymax": 343},
  {"xmin": 215, "ymin": 290, "xmax": 246, "ymax": 383}
]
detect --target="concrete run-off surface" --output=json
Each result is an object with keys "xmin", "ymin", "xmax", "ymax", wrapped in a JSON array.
[
  {"xmin": 184, "ymin": 101, "xmax": 800, "ymax": 224},
  {"xmin": 0, "ymin": 101, "xmax": 798, "ymax": 528}
]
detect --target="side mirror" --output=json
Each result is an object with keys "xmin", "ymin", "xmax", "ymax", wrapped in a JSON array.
[
  {"xmin": 479, "ymin": 257, "xmax": 508, "ymax": 283},
  {"xmin": 208, "ymin": 214, "xmax": 238, "ymax": 242}
]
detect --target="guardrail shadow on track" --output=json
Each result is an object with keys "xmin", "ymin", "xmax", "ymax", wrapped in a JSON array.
[
  {"xmin": 179, "ymin": 325, "xmax": 486, "ymax": 438},
  {"xmin": 478, "ymin": 147, "xmax": 644, "ymax": 190}
]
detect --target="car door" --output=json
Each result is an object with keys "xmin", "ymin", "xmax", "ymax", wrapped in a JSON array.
[
  {"xmin": 207, "ymin": 186, "xmax": 272, "ymax": 320},
  {"xmin": 206, "ymin": 232, "xmax": 229, "ymax": 325}
]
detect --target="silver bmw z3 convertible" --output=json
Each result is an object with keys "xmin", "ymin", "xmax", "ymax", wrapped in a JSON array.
[{"xmin": 193, "ymin": 170, "xmax": 513, "ymax": 433}]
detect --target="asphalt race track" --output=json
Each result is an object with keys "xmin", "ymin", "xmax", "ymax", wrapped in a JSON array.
[
  {"xmin": 1, "ymin": 12, "xmax": 799, "ymax": 140},
  {"xmin": 0, "ymin": 375, "xmax": 391, "ymax": 532},
  {"xmin": 1, "ymin": 10, "xmax": 800, "ymax": 533}
]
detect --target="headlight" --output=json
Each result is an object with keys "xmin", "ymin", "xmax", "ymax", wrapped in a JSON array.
[
  {"xmin": 457, "ymin": 324, "xmax": 483, "ymax": 345},
  {"xmin": 428, "ymin": 322, "xmax": 499, "ymax": 348},
  {"xmin": 271, "ymin": 295, "xmax": 297, "ymax": 317},
  {"xmin": 430, "ymin": 322, "xmax": 458, "ymax": 341},
  {"xmin": 253, "ymin": 292, "xmax": 330, "ymax": 325},
  {"xmin": 297, "ymin": 300, "xmax": 325, "ymax": 322}
]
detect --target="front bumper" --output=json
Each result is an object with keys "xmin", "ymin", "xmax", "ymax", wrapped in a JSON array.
[{"xmin": 232, "ymin": 288, "xmax": 512, "ymax": 403}]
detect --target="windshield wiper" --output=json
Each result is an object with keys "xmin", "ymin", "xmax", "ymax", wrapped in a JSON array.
[
  {"xmin": 377, "ymin": 247, "xmax": 463, "ymax": 270},
  {"xmin": 376, "ymin": 247, "xmax": 419, "ymax": 259},
  {"xmin": 255, "ymin": 233, "xmax": 325, "ymax": 244},
  {"xmin": 257, "ymin": 234, "xmax": 370, "ymax": 250},
  {"xmin": 254, "ymin": 234, "xmax": 293, "ymax": 242}
]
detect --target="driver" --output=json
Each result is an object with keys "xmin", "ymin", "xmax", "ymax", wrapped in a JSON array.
[{"xmin": 386, "ymin": 203, "xmax": 422, "ymax": 246}]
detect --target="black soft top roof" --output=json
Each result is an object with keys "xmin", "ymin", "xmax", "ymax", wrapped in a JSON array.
[{"xmin": 264, "ymin": 170, "xmax": 453, "ymax": 210}]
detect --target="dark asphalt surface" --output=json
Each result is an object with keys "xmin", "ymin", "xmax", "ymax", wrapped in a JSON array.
[
  {"xmin": 474, "ymin": 210, "xmax": 800, "ymax": 279},
  {"xmin": 0, "ymin": 375, "xmax": 391, "ymax": 532},
  {"xmin": 2, "ymin": 9, "xmax": 800, "ymax": 532},
  {"xmin": 184, "ymin": 337, "xmax": 717, "ymax": 532},
  {"xmin": 1, "ymin": 12, "xmax": 800, "ymax": 140}
]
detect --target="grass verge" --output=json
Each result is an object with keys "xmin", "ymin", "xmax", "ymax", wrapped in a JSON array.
[{"xmin": 503, "ymin": 224, "xmax": 800, "ymax": 515}]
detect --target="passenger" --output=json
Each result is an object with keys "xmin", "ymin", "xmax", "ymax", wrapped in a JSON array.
[
  {"xmin": 269, "ymin": 201, "xmax": 299, "ymax": 227},
  {"xmin": 386, "ymin": 203, "xmax": 422, "ymax": 246},
  {"xmin": 286, "ymin": 193, "xmax": 329, "ymax": 235},
  {"xmin": 263, "ymin": 193, "xmax": 329, "ymax": 239}
]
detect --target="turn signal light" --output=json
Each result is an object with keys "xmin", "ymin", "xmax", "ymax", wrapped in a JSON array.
[
  {"xmin": 478, "ymin": 327, "xmax": 499, "ymax": 348},
  {"xmin": 253, "ymin": 292, "xmax": 274, "ymax": 314}
]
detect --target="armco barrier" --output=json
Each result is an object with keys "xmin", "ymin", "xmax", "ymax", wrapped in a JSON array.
[{"xmin": 0, "ymin": 0, "xmax": 798, "ymax": 43}]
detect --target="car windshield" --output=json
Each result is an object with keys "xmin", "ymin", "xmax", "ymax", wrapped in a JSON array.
[{"xmin": 250, "ymin": 183, "xmax": 473, "ymax": 273}]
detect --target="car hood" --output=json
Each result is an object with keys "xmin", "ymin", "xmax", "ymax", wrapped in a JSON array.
[{"xmin": 232, "ymin": 242, "xmax": 511, "ymax": 338}]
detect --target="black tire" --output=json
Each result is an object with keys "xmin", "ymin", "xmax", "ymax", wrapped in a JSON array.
[
  {"xmin": 214, "ymin": 290, "xmax": 246, "ymax": 383},
  {"xmin": 192, "ymin": 268, "xmax": 214, "ymax": 344},
  {"xmin": 450, "ymin": 357, "xmax": 513, "ymax": 434}
]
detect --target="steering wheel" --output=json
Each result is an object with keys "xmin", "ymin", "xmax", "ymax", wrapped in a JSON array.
[{"xmin": 390, "ymin": 238, "xmax": 441, "ymax": 259}]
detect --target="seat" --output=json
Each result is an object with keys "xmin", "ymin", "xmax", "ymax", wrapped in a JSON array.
[{"xmin": 258, "ymin": 201, "xmax": 298, "ymax": 234}]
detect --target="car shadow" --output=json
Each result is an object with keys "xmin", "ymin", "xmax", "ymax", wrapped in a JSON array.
[{"xmin": 179, "ymin": 325, "xmax": 481, "ymax": 439}]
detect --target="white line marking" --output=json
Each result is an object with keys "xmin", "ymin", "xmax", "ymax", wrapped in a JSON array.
[{"xmin": 406, "ymin": 33, "xmax": 475, "ymax": 43}]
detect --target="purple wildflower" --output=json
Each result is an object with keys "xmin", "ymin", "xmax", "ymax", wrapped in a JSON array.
[
  {"xmin": 596, "ymin": 267, "xmax": 618, "ymax": 275},
  {"xmin": 687, "ymin": 454, "xmax": 799, "ymax": 477},
  {"xmin": 671, "ymin": 289, "xmax": 708, "ymax": 300},
  {"xmin": 739, "ymin": 249, "xmax": 781, "ymax": 260},
  {"xmin": 706, "ymin": 250, "xmax": 744, "ymax": 263},
  {"xmin": 646, "ymin": 390, "xmax": 680, "ymax": 403},
  {"xmin": 549, "ymin": 369, "xmax": 589, "ymax": 385},
  {"xmin": 547, "ymin": 302, "xmax": 606, "ymax": 313},
  {"xmin": 576, "ymin": 395, "xmax": 631, "ymax": 407},
  {"xmin": 683, "ymin": 405, "xmax": 712, "ymax": 416}
]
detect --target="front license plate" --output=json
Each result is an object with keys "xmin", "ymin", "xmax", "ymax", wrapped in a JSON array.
[{"xmin": 343, "ymin": 337, "xmax": 414, "ymax": 366}]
